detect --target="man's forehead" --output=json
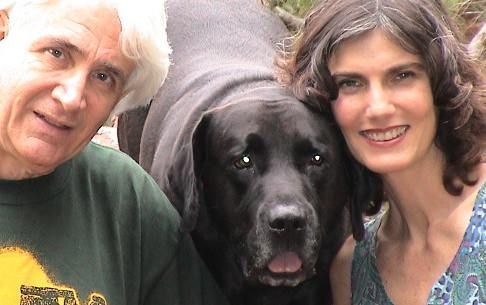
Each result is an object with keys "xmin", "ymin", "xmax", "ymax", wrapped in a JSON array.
[
  {"xmin": 9, "ymin": 0, "xmax": 119, "ymax": 32},
  {"xmin": 10, "ymin": 1, "xmax": 133, "ymax": 76}
]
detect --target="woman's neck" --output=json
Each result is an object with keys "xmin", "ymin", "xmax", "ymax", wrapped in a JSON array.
[{"xmin": 380, "ymin": 158, "xmax": 485, "ymax": 245}]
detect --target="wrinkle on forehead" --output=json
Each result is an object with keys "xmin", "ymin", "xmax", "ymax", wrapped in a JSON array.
[
  {"xmin": 5, "ymin": 0, "xmax": 133, "ymax": 86},
  {"xmin": 49, "ymin": 0, "xmax": 120, "ymax": 36}
]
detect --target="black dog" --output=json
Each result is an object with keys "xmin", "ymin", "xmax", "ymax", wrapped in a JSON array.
[{"xmin": 118, "ymin": 1, "xmax": 349, "ymax": 304}]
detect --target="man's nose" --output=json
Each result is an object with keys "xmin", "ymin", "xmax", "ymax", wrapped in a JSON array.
[
  {"xmin": 365, "ymin": 85, "xmax": 395, "ymax": 118},
  {"xmin": 51, "ymin": 71, "xmax": 88, "ymax": 111}
]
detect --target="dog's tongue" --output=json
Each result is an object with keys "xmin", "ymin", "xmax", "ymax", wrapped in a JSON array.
[{"xmin": 268, "ymin": 252, "xmax": 302, "ymax": 273}]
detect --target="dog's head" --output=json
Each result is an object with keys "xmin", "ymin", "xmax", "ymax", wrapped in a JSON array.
[{"xmin": 167, "ymin": 87, "xmax": 348, "ymax": 292}]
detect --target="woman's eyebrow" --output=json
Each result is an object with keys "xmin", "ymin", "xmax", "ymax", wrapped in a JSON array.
[
  {"xmin": 331, "ymin": 62, "xmax": 425, "ymax": 79},
  {"xmin": 331, "ymin": 72, "xmax": 363, "ymax": 79},
  {"xmin": 387, "ymin": 62, "xmax": 426, "ymax": 74}
]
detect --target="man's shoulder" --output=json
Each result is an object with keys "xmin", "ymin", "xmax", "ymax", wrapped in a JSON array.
[
  {"xmin": 75, "ymin": 142, "xmax": 145, "ymax": 176},
  {"xmin": 73, "ymin": 142, "xmax": 179, "ymax": 220},
  {"xmin": 71, "ymin": 142, "xmax": 163, "ymax": 200}
]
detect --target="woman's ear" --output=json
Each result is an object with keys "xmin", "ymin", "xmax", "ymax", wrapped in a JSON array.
[{"xmin": 0, "ymin": 10, "xmax": 9, "ymax": 40}]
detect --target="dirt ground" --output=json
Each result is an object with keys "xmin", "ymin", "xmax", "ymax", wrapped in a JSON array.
[{"xmin": 92, "ymin": 126, "xmax": 119, "ymax": 150}]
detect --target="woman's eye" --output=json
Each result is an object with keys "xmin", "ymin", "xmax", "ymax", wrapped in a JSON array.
[
  {"xmin": 310, "ymin": 153, "xmax": 324, "ymax": 166},
  {"xmin": 396, "ymin": 71, "xmax": 415, "ymax": 80},
  {"xmin": 234, "ymin": 154, "xmax": 253, "ymax": 169},
  {"xmin": 336, "ymin": 79, "xmax": 363, "ymax": 94},
  {"xmin": 338, "ymin": 79, "xmax": 360, "ymax": 88}
]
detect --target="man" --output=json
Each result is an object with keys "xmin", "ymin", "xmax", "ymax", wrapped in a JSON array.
[{"xmin": 0, "ymin": 0, "xmax": 229, "ymax": 304}]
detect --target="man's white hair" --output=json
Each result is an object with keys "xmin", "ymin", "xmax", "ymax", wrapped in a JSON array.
[{"xmin": 0, "ymin": 0, "xmax": 171, "ymax": 115}]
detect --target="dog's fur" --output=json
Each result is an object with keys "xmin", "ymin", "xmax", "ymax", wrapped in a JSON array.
[{"xmin": 118, "ymin": 1, "xmax": 349, "ymax": 304}]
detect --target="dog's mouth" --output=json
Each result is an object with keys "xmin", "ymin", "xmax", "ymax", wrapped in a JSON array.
[
  {"xmin": 262, "ymin": 251, "xmax": 309, "ymax": 287},
  {"xmin": 242, "ymin": 251, "xmax": 315, "ymax": 287},
  {"xmin": 267, "ymin": 251, "xmax": 302, "ymax": 274}
]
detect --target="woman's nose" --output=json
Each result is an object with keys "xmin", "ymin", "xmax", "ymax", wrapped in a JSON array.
[
  {"xmin": 365, "ymin": 85, "xmax": 395, "ymax": 118},
  {"xmin": 51, "ymin": 71, "xmax": 88, "ymax": 111}
]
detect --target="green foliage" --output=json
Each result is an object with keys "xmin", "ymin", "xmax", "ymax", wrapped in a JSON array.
[
  {"xmin": 276, "ymin": 0, "xmax": 485, "ymax": 38},
  {"xmin": 272, "ymin": 0, "xmax": 315, "ymax": 17},
  {"xmin": 443, "ymin": 0, "xmax": 485, "ymax": 39}
]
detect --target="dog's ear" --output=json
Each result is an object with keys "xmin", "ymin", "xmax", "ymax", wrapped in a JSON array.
[{"xmin": 175, "ymin": 112, "xmax": 211, "ymax": 232}]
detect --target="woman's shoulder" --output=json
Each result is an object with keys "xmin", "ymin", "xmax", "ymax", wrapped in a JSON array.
[
  {"xmin": 330, "ymin": 210, "xmax": 387, "ymax": 304},
  {"xmin": 332, "ymin": 235, "xmax": 356, "ymax": 271},
  {"xmin": 330, "ymin": 235, "xmax": 356, "ymax": 305}
]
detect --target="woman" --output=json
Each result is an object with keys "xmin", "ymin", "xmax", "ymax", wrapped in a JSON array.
[{"xmin": 279, "ymin": 0, "xmax": 486, "ymax": 304}]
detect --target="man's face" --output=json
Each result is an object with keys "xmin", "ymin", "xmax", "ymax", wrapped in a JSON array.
[{"xmin": 0, "ymin": 0, "xmax": 134, "ymax": 179}]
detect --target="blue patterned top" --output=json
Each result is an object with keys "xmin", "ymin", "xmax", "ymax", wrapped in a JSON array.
[{"xmin": 351, "ymin": 183, "xmax": 486, "ymax": 305}]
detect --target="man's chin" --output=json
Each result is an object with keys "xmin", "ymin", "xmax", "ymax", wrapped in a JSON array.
[{"xmin": 14, "ymin": 144, "xmax": 67, "ymax": 179}]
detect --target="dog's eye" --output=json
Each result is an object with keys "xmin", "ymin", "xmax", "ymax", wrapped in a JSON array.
[
  {"xmin": 234, "ymin": 154, "xmax": 253, "ymax": 169},
  {"xmin": 310, "ymin": 153, "xmax": 323, "ymax": 166}
]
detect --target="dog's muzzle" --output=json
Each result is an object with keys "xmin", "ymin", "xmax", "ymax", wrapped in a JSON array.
[{"xmin": 242, "ymin": 202, "xmax": 320, "ymax": 287}]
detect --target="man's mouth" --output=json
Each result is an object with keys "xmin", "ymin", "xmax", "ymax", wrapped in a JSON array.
[
  {"xmin": 361, "ymin": 126, "xmax": 408, "ymax": 142},
  {"xmin": 34, "ymin": 111, "xmax": 70, "ymax": 130}
]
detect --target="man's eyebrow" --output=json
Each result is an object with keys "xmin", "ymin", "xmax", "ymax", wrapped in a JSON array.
[
  {"xmin": 100, "ymin": 62, "xmax": 128, "ymax": 84},
  {"xmin": 39, "ymin": 37, "xmax": 129, "ymax": 83},
  {"xmin": 44, "ymin": 37, "xmax": 86, "ymax": 57}
]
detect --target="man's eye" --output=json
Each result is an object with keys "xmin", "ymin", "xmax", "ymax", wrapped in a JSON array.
[
  {"xmin": 96, "ymin": 72, "xmax": 110, "ymax": 82},
  {"xmin": 234, "ymin": 154, "xmax": 253, "ymax": 169},
  {"xmin": 92, "ymin": 71, "xmax": 115, "ymax": 87},
  {"xmin": 47, "ymin": 48, "xmax": 64, "ymax": 59}
]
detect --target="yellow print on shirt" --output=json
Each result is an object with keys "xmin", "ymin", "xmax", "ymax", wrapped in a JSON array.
[{"xmin": 0, "ymin": 247, "xmax": 107, "ymax": 305}]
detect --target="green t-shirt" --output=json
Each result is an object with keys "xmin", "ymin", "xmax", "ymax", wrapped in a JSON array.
[{"xmin": 0, "ymin": 142, "xmax": 229, "ymax": 305}]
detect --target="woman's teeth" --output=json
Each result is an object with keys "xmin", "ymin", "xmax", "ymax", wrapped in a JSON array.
[{"xmin": 362, "ymin": 126, "xmax": 407, "ymax": 142}]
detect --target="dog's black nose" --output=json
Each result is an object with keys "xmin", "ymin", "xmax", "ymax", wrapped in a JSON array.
[{"xmin": 268, "ymin": 205, "xmax": 306, "ymax": 233}]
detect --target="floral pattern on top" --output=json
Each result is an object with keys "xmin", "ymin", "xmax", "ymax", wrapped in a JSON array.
[{"xmin": 351, "ymin": 183, "xmax": 486, "ymax": 305}]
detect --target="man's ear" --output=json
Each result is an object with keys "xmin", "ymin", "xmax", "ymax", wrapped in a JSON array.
[{"xmin": 0, "ymin": 10, "xmax": 9, "ymax": 40}]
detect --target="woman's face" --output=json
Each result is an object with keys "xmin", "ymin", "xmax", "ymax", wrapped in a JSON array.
[{"xmin": 328, "ymin": 29, "xmax": 440, "ymax": 175}]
